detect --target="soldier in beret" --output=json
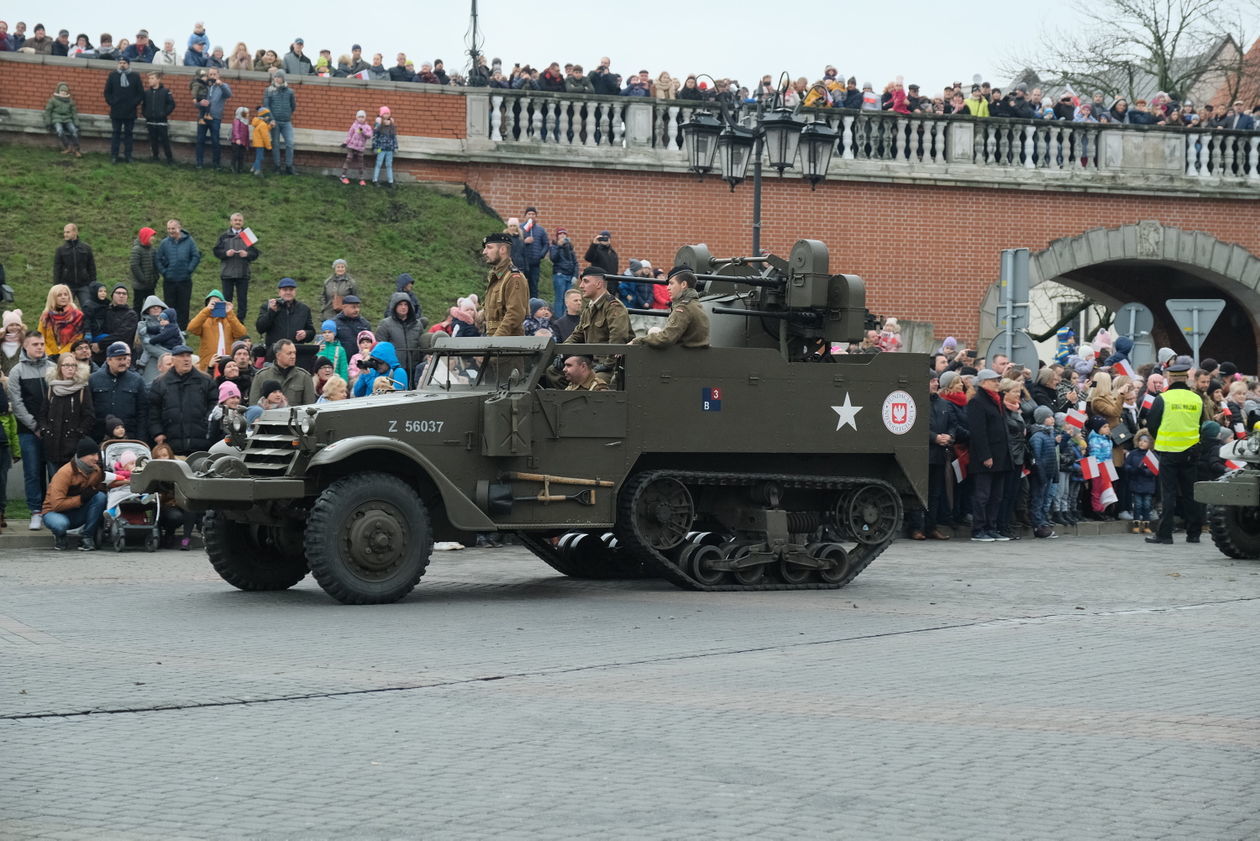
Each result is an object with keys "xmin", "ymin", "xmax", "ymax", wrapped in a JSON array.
[
  {"xmin": 629, "ymin": 266, "xmax": 709, "ymax": 348},
  {"xmin": 481, "ymin": 232, "xmax": 529, "ymax": 337}
]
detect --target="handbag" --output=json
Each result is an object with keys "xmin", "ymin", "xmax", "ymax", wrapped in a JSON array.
[{"xmin": 1110, "ymin": 426, "xmax": 1134, "ymax": 448}]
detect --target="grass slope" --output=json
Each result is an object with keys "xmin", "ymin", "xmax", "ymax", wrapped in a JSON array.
[{"xmin": 0, "ymin": 144, "xmax": 508, "ymax": 333}]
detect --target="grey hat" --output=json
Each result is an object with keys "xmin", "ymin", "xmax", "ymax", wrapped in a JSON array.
[
  {"xmin": 939, "ymin": 370, "xmax": 959, "ymax": 389},
  {"xmin": 975, "ymin": 368, "xmax": 1000, "ymax": 382},
  {"xmin": 1033, "ymin": 405, "xmax": 1054, "ymax": 424},
  {"xmin": 1157, "ymin": 347, "xmax": 1176, "ymax": 364},
  {"xmin": 1166, "ymin": 355, "xmax": 1194, "ymax": 373}
]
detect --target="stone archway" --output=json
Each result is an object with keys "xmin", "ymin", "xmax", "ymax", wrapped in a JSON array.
[{"xmin": 979, "ymin": 222, "xmax": 1260, "ymax": 371}]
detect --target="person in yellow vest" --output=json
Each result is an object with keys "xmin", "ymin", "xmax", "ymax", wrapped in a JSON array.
[{"xmin": 1144, "ymin": 355, "xmax": 1203, "ymax": 545}]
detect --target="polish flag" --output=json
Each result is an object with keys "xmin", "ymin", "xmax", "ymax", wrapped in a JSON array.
[
  {"xmin": 1079, "ymin": 456, "xmax": 1100, "ymax": 480},
  {"xmin": 239, "ymin": 227, "xmax": 259, "ymax": 247},
  {"xmin": 1141, "ymin": 392, "xmax": 1156, "ymax": 410},
  {"xmin": 1097, "ymin": 468, "xmax": 1119, "ymax": 506},
  {"xmin": 1021, "ymin": 466, "xmax": 1031, "ymax": 479},
  {"xmin": 1065, "ymin": 408, "xmax": 1088, "ymax": 429},
  {"xmin": 1227, "ymin": 459, "xmax": 1246, "ymax": 470},
  {"xmin": 1103, "ymin": 460, "xmax": 1119, "ymax": 482},
  {"xmin": 1143, "ymin": 451, "xmax": 1160, "ymax": 475},
  {"xmin": 1113, "ymin": 358, "xmax": 1137, "ymax": 378},
  {"xmin": 354, "ymin": 69, "xmax": 371, "ymax": 80}
]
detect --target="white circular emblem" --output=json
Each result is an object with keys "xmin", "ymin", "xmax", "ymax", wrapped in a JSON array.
[{"xmin": 881, "ymin": 390, "xmax": 916, "ymax": 435}]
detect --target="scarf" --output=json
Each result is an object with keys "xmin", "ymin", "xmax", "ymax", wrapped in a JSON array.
[
  {"xmin": 49, "ymin": 376, "xmax": 86, "ymax": 397},
  {"xmin": 41, "ymin": 306, "xmax": 83, "ymax": 347},
  {"xmin": 942, "ymin": 390, "xmax": 967, "ymax": 408}
]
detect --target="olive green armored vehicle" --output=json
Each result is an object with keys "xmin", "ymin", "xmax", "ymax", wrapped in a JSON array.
[
  {"xmin": 133, "ymin": 239, "xmax": 927, "ymax": 604},
  {"xmin": 1195, "ymin": 425, "xmax": 1260, "ymax": 559}
]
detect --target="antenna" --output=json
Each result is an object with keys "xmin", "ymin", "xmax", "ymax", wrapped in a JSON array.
[{"xmin": 465, "ymin": 0, "xmax": 484, "ymax": 75}]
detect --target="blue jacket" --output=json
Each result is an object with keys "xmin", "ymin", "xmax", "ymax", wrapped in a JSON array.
[
  {"xmin": 205, "ymin": 80, "xmax": 232, "ymax": 119},
  {"xmin": 187, "ymin": 31, "xmax": 210, "ymax": 51},
  {"xmin": 262, "ymin": 84, "xmax": 297, "ymax": 122},
  {"xmin": 351, "ymin": 341, "xmax": 408, "ymax": 396},
  {"xmin": 121, "ymin": 42, "xmax": 156, "ymax": 63},
  {"xmin": 155, "ymin": 232, "xmax": 202, "ymax": 282},
  {"xmin": 522, "ymin": 222, "xmax": 549, "ymax": 263},
  {"xmin": 183, "ymin": 48, "xmax": 209, "ymax": 67},
  {"xmin": 1123, "ymin": 447, "xmax": 1158, "ymax": 495},
  {"xmin": 1086, "ymin": 430, "xmax": 1113, "ymax": 463},
  {"xmin": 549, "ymin": 240, "xmax": 578, "ymax": 276},
  {"xmin": 1028, "ymin": 425, "xmax": 1059, "ymax": 482},
  {"xmin": 617, "ymin": 276, "xmax": 651, "ymax": 310}
]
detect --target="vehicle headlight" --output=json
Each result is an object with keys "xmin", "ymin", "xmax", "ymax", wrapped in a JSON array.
[{"xmin": 297, "ymin": 413, "xmax": 315, "ymax": 435}]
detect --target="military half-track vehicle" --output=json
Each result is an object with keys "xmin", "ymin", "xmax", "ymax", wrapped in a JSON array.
[
  {"xmin": 1195, "ymin": 427, "xmax": 1260, "ymax": 559},
  {"xmin": 133, "ymin": 239, "xmax": 927, "ymax": 604}
]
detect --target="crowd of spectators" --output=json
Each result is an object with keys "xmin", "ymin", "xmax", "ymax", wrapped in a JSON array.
[
  {"xmin": 9, "ymin": 16, "xmax": 1260, "ymax": 134},
  {"xmin": 0, "ymin": 208, "xmax": 687, "ymax": 548},
  {"xmin": 903, "ymin": 329, "xmax": 1257, "ymax": 545}
]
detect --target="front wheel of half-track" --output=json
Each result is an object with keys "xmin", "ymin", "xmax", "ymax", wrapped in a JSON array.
[
  {"xmin": 305, "ymin": 472, "xmax": 433, "ymax": 604},
  {"xmin": 1208, "ymin": 504, "xmax": 1260, "ymax": 559},
  {"xmin": 204, "ymin": 509, "xmax": 309, "ymax": 591}
]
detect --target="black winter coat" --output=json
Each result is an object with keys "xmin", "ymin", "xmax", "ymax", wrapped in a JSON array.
[
  {"xmin": 96, "ymin": 303, "xmax": 139, "ymax": 352},
  {"xmin": 148, "ymin": 367, "xmax": 216, "ymax": 454},
  {"xmin": 37, "ymin": 385, "xmax": 95, "ymax": 467},
  {"xmin": 256, "ymin": 299, "xmax": 315, "ymax": 350},
  {"xmin": 89, "ymin": 366, "xmax": 148, "ymax": 441},
  {"xmin": 965, "ymin": 389, "xmax": 1013, "ymax": 473},
  {"xmin": 141, "ymin": 84, "xmax": 175, "ymax": 122},
  {"xmin": 927, "ymin": 393, "xmax": 961, "ymax": 465},
  {"xmin": 103, "ymin": 70, "xmax": 143, "ymax": 119},
  {"xmin": 53, "ymin": 239, "xmax": 97, "ymax": 291}
]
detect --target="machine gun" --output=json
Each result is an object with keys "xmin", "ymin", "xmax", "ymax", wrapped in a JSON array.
[{"xmin": 668, "ymin": 239, "xmax": 868, "ymax": 361}]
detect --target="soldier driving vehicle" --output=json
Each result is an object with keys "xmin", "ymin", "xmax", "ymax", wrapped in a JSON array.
[{"xmin": 133, "ymin": 239, "xmax": 927, "ymax": 604}]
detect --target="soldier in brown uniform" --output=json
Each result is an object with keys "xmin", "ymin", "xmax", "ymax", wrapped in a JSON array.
[
  {"xmin": 630, "ymin": 266, "xmax": 710, "ymax": 348},
  {"xmin": 480, "ymin": 232, "xmax": 529, "ymax": 337},
  {"xmin": 563, "ymin": 266, "xmax": 634, "ymax": 346},
  {"xmin": 562, "ymin": 355, "xmax": 609, "ymax": 392}
]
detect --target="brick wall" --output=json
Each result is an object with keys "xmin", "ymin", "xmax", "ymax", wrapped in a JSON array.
[{"xmin": 0, "ymin": 56, "xmax": 465, "ymax": 138}]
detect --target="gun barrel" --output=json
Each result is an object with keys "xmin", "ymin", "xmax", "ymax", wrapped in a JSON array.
[
  {"xmin": 712, "ymin": 306, "xmax": 821, "ymax": 323},
  {"xmin": 627, "ymin": 308, "xmax": 670, "ymax": 317},
  {"xmin": 693, "ymin": 273, "xmax": 785, "ymax": 288}
]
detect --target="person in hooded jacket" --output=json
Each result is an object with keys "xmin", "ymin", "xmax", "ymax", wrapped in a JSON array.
[
  {"xmin": 351, "ymin": 341, "xmax": 407, "ymax": 397},
  {"xmin": 1103, "ymin": 335, "xmax": 1135, "ymax": 368},
  {"xmin": 374, "ymin": 293, "xmax": 428, "ymax": 381},
  {"xmin": 37, "ymin": 353, "xmax": 94, "ymax": 470},
  {"xmin": 92, "ymin": 284, "xmax": 139, "ymax": 362},
  {"xmin": 129, "ymin": 227, "xmax": 159, "ymax": 314},
  {"xmin": 387, "ymin": 273, "xmax": 421, "ymax": 319},
  {"xmin": 81, "ymin": 281, "xmax": 109, "ymax": 350}
]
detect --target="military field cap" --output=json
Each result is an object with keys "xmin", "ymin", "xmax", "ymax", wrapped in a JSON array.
[
  {"xmin": 1166, "ymin": 355, "xmax": 1194, "ymax": 373},
  {"xmin": 483, "ymin": 232, "xmax": 513, "ymax": 246},
  {"xmin": 975, "ymin": 368, "xmax": 1000, "ymax": 382}
]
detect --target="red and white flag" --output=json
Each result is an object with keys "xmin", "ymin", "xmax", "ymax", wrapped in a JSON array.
[
  {"xmin": 1021, "ymin": 466, "xmax": 1031, "ymax": 479},
  {"xmin": 1079, "ymin": 456, "xmax": 1100, "ymax": 480},
  {"xmin": 1141, "ymin": 392, "xmax": 1156, "ymax": 410},
  {"xmin": 1226, "ymin": 459, "xmax": 1246, "ymax": 470},
  {"xmin": 1103, "ymin": 460, "xmax": 1119, "ymax": 482},
  {"xmin": 1097, "ymin": 468, "xmax": 1119, "ymax": 506},
  {"xmin": 1113, "ymin": 358, "xmax": 1137, "ymax": 378},
  {"xmin": 1142, "ymin": 451, "xmax": 1160, "ymax": 475},
  {"xmin": 239, "ymin": 227, "xmax": 259, "ymax": 247},
  {"xmin": 1065, "ymin": 408, "xmax": 1088, "ymax": 429},
  {"xmin": 354, "ymin": 69, "xmax": 371, "ymax": 80}
]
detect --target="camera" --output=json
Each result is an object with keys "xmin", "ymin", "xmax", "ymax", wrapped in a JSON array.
[{"xmin": 355, "ymin": 359, "xmax": 369, "ymax": 370}]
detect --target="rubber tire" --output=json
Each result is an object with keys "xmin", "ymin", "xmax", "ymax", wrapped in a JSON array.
[
  {"xmin": 1208, "ymin": 504, "xmax": 1260, "ymax": 559},
  {"xmin": 304, "ymin": 473, "xmax": 432, "ymax": 605},
  {"xmin": 204, "ymin": 509, "xmax": 310, "ymax": 591}
]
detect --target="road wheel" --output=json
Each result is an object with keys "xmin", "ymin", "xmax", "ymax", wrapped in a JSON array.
[
  {"xmin": 204, "ymin": 509, "xmax": 309, "ymax": 591},
  {"xmin": 305, "ymin": 473, "xmax": 432, "ymax": 604},
  {"xmin": 1208, "ymin": 504, "xmax": 1260, "ymax": 559}
]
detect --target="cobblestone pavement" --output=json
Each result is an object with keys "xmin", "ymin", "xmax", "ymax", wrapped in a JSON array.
[{"xmin": 1, "ymin": 534, "xmax": 1257, "ymax": 840}]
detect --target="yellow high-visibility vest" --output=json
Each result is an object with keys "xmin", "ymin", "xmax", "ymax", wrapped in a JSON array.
[{"xmin": 1155, "ymin": 387, "xmax": 1201, "ymax": 453}]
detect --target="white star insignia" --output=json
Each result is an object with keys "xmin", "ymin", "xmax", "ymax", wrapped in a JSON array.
[{"xmin": 831, "ymin": 394, "xmax": 862, "ymax": 431}]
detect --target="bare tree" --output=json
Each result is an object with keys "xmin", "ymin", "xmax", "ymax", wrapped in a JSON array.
[{"xmin": 1005, "ymin": 0, "xmax": 1241, "ymax": 101}]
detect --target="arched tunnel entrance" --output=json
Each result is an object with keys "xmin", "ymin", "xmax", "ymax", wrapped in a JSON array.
[{"xmin": 979, "ymin": 223, "xmax": 1260, "ymax": 371}]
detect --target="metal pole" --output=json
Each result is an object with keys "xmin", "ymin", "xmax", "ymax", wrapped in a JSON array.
[
  {"xmin": 1191, "ymin": 308, "xmax": 1200, "ymax": 365},
  {"xmin": 751, "ymin": 100, "xmax": 764, "ymax": 256}
]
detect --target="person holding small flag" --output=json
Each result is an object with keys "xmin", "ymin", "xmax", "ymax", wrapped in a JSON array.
[
  {"xmin": 1084, "ymin": 415, "xmax": 1116, "ymax": 519},
  {"xmin": 1145, "ymin": 355, "xmax": 1205, "ymax": 545},
  {"xmin": 1123, "ymin": 431, "xmax": 1158, "ymax": 534},
  {"xmin": 212, "ymin": 212, "xmax": 260, "ymax": 318}
]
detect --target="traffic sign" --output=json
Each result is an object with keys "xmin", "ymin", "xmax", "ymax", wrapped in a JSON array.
[
  {"xmin": 1129, "ymin": 335, "xmax": 1156, "ymax": 368},
  {"xmin": 1165, "ymin": 298, "xmax": 1226, "ymax": 364},
  {"xmin": 996, "ymin": 302, "xmax": 1029, "ymax": 331},
  {"xmin": 986, "ymin": 330, "xmax": 1039, "ymax": 377},
  {"xmin": 1114, "ymin": 302, "xmax": 1154, "ymax": 338},
  {"xmin": 999, "ymin": 248, "xmax": 1030, "ymax": 303}
]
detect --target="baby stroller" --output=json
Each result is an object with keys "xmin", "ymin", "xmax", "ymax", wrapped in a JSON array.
[{"xmin": 100, "ymin": 439, "xmax": 161, "ymax": 552}]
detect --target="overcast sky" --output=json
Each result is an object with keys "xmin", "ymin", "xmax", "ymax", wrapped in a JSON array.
[{"xmin": 27, "ymin": 1, "xmax": 1095, "ymax": 93}]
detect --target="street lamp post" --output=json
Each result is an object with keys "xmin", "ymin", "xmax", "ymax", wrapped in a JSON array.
[{"xmin": 681, "ymin": 75, "xmax": 837, "ymax": 254}]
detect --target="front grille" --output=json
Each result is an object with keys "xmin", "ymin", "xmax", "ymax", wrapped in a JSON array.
[{"xmin": 243, "ymin": 422, "xmax": 300, "ymax": 476}]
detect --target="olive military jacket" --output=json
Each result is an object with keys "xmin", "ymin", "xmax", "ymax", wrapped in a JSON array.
[
  {"xmin": 484, "ymin": 263, "xmax": 529, "ymax": 337},
  {"xmin": 562, "ymin": 293, "xmax": 634, "ymax": 345},
  {"xmin": 634, "ymin": 288, "xmax": 709, "ymax": 348},
  {"xmin": 565, "ymin": 377, "xmax": 609, "ymax": 392}
]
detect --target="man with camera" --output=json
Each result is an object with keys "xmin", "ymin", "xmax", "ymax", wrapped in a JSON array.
[
  {"xmin": 256, "ymin": 278, "xmax": 314, "ymax": 354},
  {"xmin": 583, "ymin": 230, "xmax": 620, "ymax": 296}
]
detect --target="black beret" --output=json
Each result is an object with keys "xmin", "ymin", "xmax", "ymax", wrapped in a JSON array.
[
  {"xmin": 580, "ymin": 266, "xmax": 605, "ymax": 278},
  {"xmin": 667, "ymin": 265, "xmax": 693, "ymax": 280},
  {"xmin": 483, "ymin": 232, "xmax": 513, "ymax": 246}
]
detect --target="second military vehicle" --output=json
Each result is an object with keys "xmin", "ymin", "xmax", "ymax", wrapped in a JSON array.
[
  {"xmin": 133, "ymin": 239, "xmax": 928, "ymax": 604},
  {"xmin": 1195, "ymin": 424, "xmax": 1260, "ymax": 559}
]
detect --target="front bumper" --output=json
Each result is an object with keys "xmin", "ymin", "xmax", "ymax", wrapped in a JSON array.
[
  {"xmin": 1195, "ymin": 470, "xmax": 1259, "ymax": 506},
  {"xmin": 132, "ymin": 459, "xmax": 306, "ymax": 511}
]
